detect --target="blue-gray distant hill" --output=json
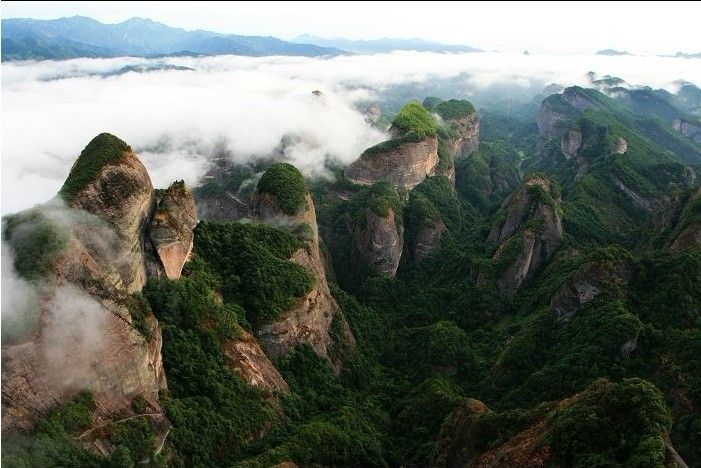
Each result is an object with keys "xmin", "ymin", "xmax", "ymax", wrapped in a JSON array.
[
  {"xmin": 292, "ymin": 34, "xmax": 481, "ymax": 54},
  {"xmin": 1, "ymin": 16, "xmax": 343, "ymax": 61}
]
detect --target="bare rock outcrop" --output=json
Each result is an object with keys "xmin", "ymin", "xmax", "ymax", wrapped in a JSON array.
[
  {"xmin": 613, "ymin": 137, "xmax": 628, "ymax": 154},
  {"xmin": 355, "ymin": 207, "xmax": 405, "ymax": 277},
  {"xmin": 413, "ymin": 219, "xmax": 447, "ymax": 262},
  {"xmin": 550, "ymin": 252, "xmax": 633, "ymax": 322},
  {"xmin": 346, "ymin": 101, "xmax": 440, "ymax": 189},
  {"xmin": 345, "ymin": 136, "xmax": 439, "ymax": 189},
  {"xmin": 560, "ymin": 129, "xmax": 582, "ymax": 159},
  {"xmin": 149, "ymin": 181, "xmax": 198, "ymax": 279},
  {"xmin": 673, "ymin": 118, "xmax": 701, "ymax": 144},
  {"xmin": 449, "ymin": 112, "xmax": 480, "ymax": 158},
  {"xmin": 669, "ymin": 186, "xmax": 701, "ymax": 253},
  {"xmin": 487, "ymin": 176, "xmax": 563, "ymax": 295},
  {"xmin": 222, "ymin": 330, "xmax": 289, "ymax": 393},
  {"xmin": 2, "ymin": 134, "xmax": 166, "ymax": 436},
  {"xmin": 251, "ymin": 163, "xmax": 354, "ymax": 361},
  {"xmin": 363, "ymin": 102, "xmax": 382, "ymax": 125},
  {"xmin": 63, "ymin": 133, "xmax": 155, "ymax": 292}
]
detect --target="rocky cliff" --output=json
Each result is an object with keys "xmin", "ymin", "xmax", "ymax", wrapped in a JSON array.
[
  {"xmin": 149, "ymin": 180, "xmax": 198, "ymax": 280},
  {"xmin": 668, "ymin": 186, "xmax": 701, "ymax": 253},
  {"xmin": 345, "ymin": 136, "xmax": 439, "ymax": 189},
  {"xmin": 486, "ymin": 175, "xmax": 563, "ymax": 295},
  {"xmin": 560, "ymin": 128, "xmax": 582, "ymax": 159},
  {"xmin": 251, "ymin": 163, "xmax": 354, "ymax": 361},
  {"xmin": 432, "ymin": 99, "xmax": 479, "ymax": 158},
  {"xmin": 673, "ymin": 118, "xmax": 701, "ymax": 144},
  {"xmin": 61, "ymin": 133, "xmax": 155, "ymax": 292},
  {"xmin": 355, "ymin": 207, "xmax": 404, "ymax": 277},
  {"xmin": 2, "ymin": 134, "xmax": 166, "ymax": 438},
  {"xmin": 222, "ymin": 330, "xmax": 289, "ymax": 393},
  {"xmin": 345, "ymin": 101, "xmax": 439, "ymax": 189}
]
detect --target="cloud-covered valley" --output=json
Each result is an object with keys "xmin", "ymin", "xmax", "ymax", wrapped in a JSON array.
[{"xmin": 2, "ymin": 51, "xmax": 700, "ymax": 214}]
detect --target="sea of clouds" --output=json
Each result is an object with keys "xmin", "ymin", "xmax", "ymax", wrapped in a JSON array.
[{"xmin": 2, "ymin": 51, "xmax": 700, "ymax": 215}]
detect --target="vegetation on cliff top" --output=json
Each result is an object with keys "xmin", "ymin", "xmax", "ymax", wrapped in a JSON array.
[
  {"xmin": 361, "ymin": 101, "xmax": 438, "ymax": 158},
  {"xmin": 392, "ymin": 101, "xmax": 437, "ymax": 139},
  {"xmin": 257, "ymin": 162, "xmax": 309, "ymax": 215},
  {"xmin": 59, "ymin": 133, "xmax": 131, "ymax": 203},
  {"xmin": 435, "ymin": 99, "xmax": 476, "ymax": 121}
]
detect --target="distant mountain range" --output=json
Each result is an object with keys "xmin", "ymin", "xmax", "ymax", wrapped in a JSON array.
[
  {"xmin": 596, "ymin": 49, "xmax": 631, "ymax": 56},
  {"xmin": 1, "ymin": 16, "xmax": 343, "ymax": 61},
  {"xmin": 596, "ymin": 48, "xmax": 701, "ymax": 59},
  {"xmin": 293, "ymin": 34, "xmax": 481, "ymax": 54}
]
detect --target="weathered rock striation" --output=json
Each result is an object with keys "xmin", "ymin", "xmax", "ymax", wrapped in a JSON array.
[
  {"xmin": 486, "ymin": 175, "xmax": 563, "ymax": 295},
  {"xmin": 149, "ymin": 180, "xmax": 198, "ymax": 280},
  {"xmin": 2, "ymin": 134, "xmax": 167, "ymax": 437}
]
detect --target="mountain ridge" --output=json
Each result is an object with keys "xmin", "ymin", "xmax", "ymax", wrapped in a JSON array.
[{"xmin": 1, "ymin": 15, "xmax": 344, "ymax": 61}]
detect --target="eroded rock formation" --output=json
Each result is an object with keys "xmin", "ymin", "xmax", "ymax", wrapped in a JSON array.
[
  {"xmin": 2, "ymin": 134, "xmax": 166, "ymax": 438},
  {"xmin": 149, "ymin": 181, "xmax": 198, "ymax": 280},
  {"xmin": 345, "ymin": 136, "xmax": 439, "ymax": 189},
  {"xmin": 355, "ymin": 207, "xmax": 404, "ymax": 277},
  {"xmin": 487, "ymin": 176, "xmax": 563, "ymax": 295},
  {"xmin": 250, "ymin": 165, "xmax": 354, "ymax": 362}
]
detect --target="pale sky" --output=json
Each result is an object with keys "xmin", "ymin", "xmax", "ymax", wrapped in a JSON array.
[{"xmin": 1, "ymin": 1, "xmax": 699, "ymax": 55}]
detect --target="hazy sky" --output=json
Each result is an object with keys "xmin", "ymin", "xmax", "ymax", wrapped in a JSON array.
[{"xmin": 2, "ymin": 1, "xmax": 699, "ymax": 55}]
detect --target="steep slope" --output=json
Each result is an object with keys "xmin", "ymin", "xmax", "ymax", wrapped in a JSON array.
[
  {"xmin": 484, "ymin": 175, "xmax": 563, "ymax": 295},
  {"xmin": 148, "ymin": 180, "xmax": 198, "ymax": 280},
  {"xmin": 433, "ymin": 379, "xmax": 682, "ymax": 468},
  {"xmin": 345, "ymin": 101, "xmax": 439, "ymax": 189},
  {"xmin": 2, "ymin": 134, "xmax": 166, "ymax": 441},
  {"xmin": 251, "ymin": 163, "xmax": 354, "ymax": 361}
]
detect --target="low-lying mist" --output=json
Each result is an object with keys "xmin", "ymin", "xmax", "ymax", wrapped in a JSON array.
[{"xmin": 2, "ymin": 51, "xmax": 700, "ymax": 214}]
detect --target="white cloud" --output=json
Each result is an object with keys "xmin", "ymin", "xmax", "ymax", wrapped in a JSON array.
[{"xmin": 2, "ymin": 51, "xmax": 700, "ymax": 215}]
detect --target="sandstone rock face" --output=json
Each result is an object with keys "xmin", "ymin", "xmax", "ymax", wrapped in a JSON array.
[
  {"xmin": 669, "ymin": 186, "xmax": 701, "ymax": 253},
  {"xmin": 614, "ymin": 137, "xmax": 628, "ymax": 154},
  {"xmin": 413, "ymin": 219, "xmax": 447, "ymax": 262},
  {"xmin": 487, "ymin": 176, "xmax": 563, "ymax": 296},
  {"xmin": 2, "ymin": 299, "xmax": 165, "ymax": 432},
  {"xmin": 2, "ymin": 211, "xmax": 166, "ymax": 433},
  {"xmin": 611, "ymin": 175, "xmax": 652, "ymax": 210},
  {"xmin": 70, "ymin": 150, "xmax": 155, "ymax": 292},
  {"xmin": 562, "ymin": 86, "xmax": 598, "ymax": 111},
  {"xmin": 537, "ymin": 99, "xmax": 570, "ymax": 141},
  {"xmin": 451, "ymin": 112, "xmax": 480, "ymax": 158},
  {"xmin": 222, "ymin": 330, "xmax": 289, "ymax": 393},
  {"xmin": 355, "ymin": 208, "xmax": 404, "ymax": 277},
  {"xmin": 550, "ymin": 256, "xmax": 633, "ymax": 322},
  {"xmin": 251, "ymin": 189, "xmax": 354, "ymax": 361},
  {"xmin": 560, "ymin": 129, "xmax": 582, "ymax": 159},
  {"xmin": 2, "ymin": 136, "xmax": 167, "ymax": 442},
  {"xmin": 673, "ymin": 118, "xmax": 701, "ymax": 144},
  {"xmin": 149, "ymin": 182, "xmax": 198, "ymax": 280},
  {"xmin": 344, "ymin": 137, "xmax": 439, "ymax": 189}
]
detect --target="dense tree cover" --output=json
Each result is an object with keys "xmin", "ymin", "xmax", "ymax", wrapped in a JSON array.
[
  {"xmin": 362, "ymin": 101, "xmax": 438, "ymax": 158},
  {"xmin": 193, "ymin": 221, "xmax": 314, "ymax": 324},
  {"xmin": 434, "ymin": 99, "xmax": 476, "ymax": 121},
  {"xmin": 59, "ymin": 133, "xmax": 130, "ymax": 202},
  {"xmin": 256, "ymin": 162, "xmax": 309, "ymax": 215},
  {"xmin": 11, "ymin": 87, "xmax": 701, "ymax": 467},
  {"xmin": 391, "ymin": 101, "xmax": 437, "ymax": 139}
]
